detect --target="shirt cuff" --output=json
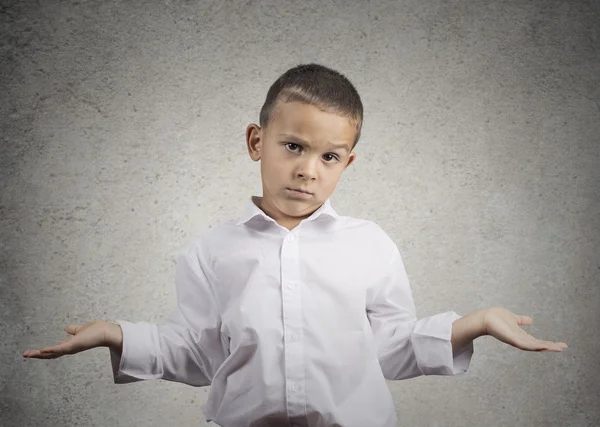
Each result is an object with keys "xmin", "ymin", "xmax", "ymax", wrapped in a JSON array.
[
  {"xmin": 410, "ymin": 311, "xmax": 474, "ymax": 376},
  {"xmin": 109, "ymin": 320, "xmax": 164, "ymax": 383}
]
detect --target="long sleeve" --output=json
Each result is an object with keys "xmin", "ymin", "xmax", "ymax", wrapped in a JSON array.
[
  {"xmin": 109, "ymin": 243, "xmax": 229, "ymax": 386},
  {"xmin": 365, "ymin": 245, "xmax": 474, "ymax": 380}
]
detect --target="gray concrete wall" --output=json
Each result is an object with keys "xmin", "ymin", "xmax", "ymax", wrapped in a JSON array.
[{"xmin": 2, "ymin": 0, "xmax": 598, "ymax": 426}]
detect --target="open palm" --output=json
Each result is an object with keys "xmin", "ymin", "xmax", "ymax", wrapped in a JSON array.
[
  {"xmin": 483, "ymin": 307, "xmax": 568, "ymax": 352},
  {"xmin": 23, "ymin": 320, "xmax": 110, "ymax": 359}
]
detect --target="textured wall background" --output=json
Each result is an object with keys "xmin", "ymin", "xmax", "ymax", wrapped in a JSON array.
[{"xmin": 2, "ymin": 0, "xmax": 599, "ymax": 426}]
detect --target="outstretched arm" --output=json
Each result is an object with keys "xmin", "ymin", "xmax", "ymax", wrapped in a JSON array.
[{"xmin": 366, "ymin": 244, "xmax": 475, "ymax": 379}]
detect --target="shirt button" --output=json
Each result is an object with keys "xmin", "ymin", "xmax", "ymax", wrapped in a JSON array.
[
  {"xmin": 290, "ymin": 333, "xmax": 298, "ymax": 341},
  {"xmin": 287, "ymin": 281, "xmax": 297, "ymax": 290},
  {"xmin": 291, "ymin": 384, "xmax": 298, "ymax": 392}
]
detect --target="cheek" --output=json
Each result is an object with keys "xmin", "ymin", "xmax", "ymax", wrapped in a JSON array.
[
  {"xmin": 261, "ymin": 159, "xmax": 288, "ymax": 182},
  {"xmin": 272, "ymin": 159, "xmax": 291, "ymax": 175},
  {"xmin": 326, "ymin": 172, "xmax": 343, "ymax": 186}
]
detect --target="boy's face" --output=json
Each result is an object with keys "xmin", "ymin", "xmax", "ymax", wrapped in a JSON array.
[{"xmin": 246, "ymin": 101, "xmax": 357, "ymax": 230}]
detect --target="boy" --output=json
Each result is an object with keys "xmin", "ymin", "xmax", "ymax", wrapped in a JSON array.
[{"xmin": 23, "ymin": 63, "xmax": 568, "ymax": 427}]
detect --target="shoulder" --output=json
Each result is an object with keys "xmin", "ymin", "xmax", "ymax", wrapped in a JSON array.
[
  {"xmin": 339, "ymin": 215, "xmax": 399, "ymax": 260},
  {"xmin": 177, "ymin": 219, "xmax": 239, "ymax": 265}
]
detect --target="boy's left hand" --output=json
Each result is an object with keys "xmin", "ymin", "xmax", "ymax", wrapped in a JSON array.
[{"xmin": 483, "ymin": 307, "xmax": 568, "ymax": 352}]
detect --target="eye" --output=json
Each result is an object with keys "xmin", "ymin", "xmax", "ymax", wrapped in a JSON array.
[
  {"xmin": 285, "ymin": 142, "xmax": 301, "ymax": 153},
  {"xmin": 285, "ymin": 143, "xmax": 339, "ymax": 163}
]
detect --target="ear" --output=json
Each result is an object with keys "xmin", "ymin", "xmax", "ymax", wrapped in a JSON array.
[
  {"xmin": 246, "ymin": 124, "xmax": 262, "ymax": 161},
  {"xmin": 344, "ymin": 152, "xmax": 357, "ymax": 169}
]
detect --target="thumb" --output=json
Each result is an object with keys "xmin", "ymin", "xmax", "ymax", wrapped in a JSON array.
[
  {"xmin": 516, "ymin": 315, "xmax": 533, "ymax": 326},
  {"xmin": 65, "ymin": 324, "xmax": 79, "ymax": 335}
]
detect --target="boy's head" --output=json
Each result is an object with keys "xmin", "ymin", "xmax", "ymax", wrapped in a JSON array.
[{"xmin": 246, "ymin": 63, "xmax": 363, "ymax": 230}]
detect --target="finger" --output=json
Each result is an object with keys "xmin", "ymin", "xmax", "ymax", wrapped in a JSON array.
[
  {"xmin": 525, "ymin": 333, "xmax": 568, "ymax": 351},
  {"xmin": 23, "ymin": 334, "xmax": 75, "ymax": 358},
  {"xmin": 552, "ymin": 341, "xmax": 568, "ymax": 350},
  {"xmin": 516, "ymin": 335, "xmax": 568, "ymax": 352},
  {"xmin": 40, "ymin": 343, "xmax": 74, "ymax": 356},
  {"xmin": 23, "ymin": 349, "xmax": 63, "ymax": 359},
  {"xmin": 23, "ymin": 339, "xmax": 76, "ymax": 357},
  {"xmin": 67, "ymin": 320, "xmax": 99, "ymax": 335},
  {"xmin": 515, "ymin": 315, "xmax": 533, "ymax": 326},
  {"xmin": 537, "ymin": 341, "xmax": 568, "ymax": 352},
  {"xmin": 65, "ymin": 324, "xmax": 80, "ymax": 335}
]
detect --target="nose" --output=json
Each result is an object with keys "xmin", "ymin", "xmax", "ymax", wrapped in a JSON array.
[{"xmin": 296, "ymin": 156, "xmax": 319, "ymax": 180}]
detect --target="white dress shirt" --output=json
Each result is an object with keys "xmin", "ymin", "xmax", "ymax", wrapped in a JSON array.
[{"xmin": 110, "ymin": 195, "xmax": 474, "ymax": 427}]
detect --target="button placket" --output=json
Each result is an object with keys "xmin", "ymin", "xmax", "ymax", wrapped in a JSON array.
[{"xmin": 280, "ymin": 232, "xmax": 305, "ymax": 417}]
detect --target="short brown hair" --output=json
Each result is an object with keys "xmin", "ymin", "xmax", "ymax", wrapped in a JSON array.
[{"xmin": 259, "ymin": 63, "xmax": 363, "ymax": 150}]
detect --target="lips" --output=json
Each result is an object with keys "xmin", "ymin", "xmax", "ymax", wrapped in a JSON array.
[{"xmin": 289, "ymin": 188, "xmax": 312, "ymax": 194}]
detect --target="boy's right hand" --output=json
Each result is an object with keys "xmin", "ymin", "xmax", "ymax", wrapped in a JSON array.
[{"xmin": 23, "ymin": 320, "xmax": 123, "ymax": 359}]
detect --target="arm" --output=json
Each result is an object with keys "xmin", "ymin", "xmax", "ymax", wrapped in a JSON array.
[
  {"xmin": 366, "ymin": 242, "xmax": 567, "ymax": 382},
  {"xmin": 366, "ymin": 245, "xmax": 475, "ymax": 380},
  {"xmin": 108, "ymin": 243, "xmax": 229, "ymax": 386}
]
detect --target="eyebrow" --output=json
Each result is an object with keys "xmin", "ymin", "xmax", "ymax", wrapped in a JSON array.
[{"xmin": 280, "ymin": 133, "xmax": 350, "ymax": 153}]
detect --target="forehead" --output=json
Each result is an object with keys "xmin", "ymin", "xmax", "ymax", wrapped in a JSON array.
[{"xmin": 270, "ymin": 101, "xmax": 356, "ymax": 146}]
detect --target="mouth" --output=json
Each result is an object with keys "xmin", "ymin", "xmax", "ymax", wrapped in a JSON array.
[
  {"xmin": 287, "ymin": 188, "xmax": 313, "ymax": 197},
  {"xmin": 289, "ymin": 188, "xmax": 311, "ymax": 194}
]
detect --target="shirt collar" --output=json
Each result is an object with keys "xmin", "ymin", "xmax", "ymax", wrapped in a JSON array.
[{"xmin": 235, "ymin": 195, "xmax": 340, "ymax": 226}]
